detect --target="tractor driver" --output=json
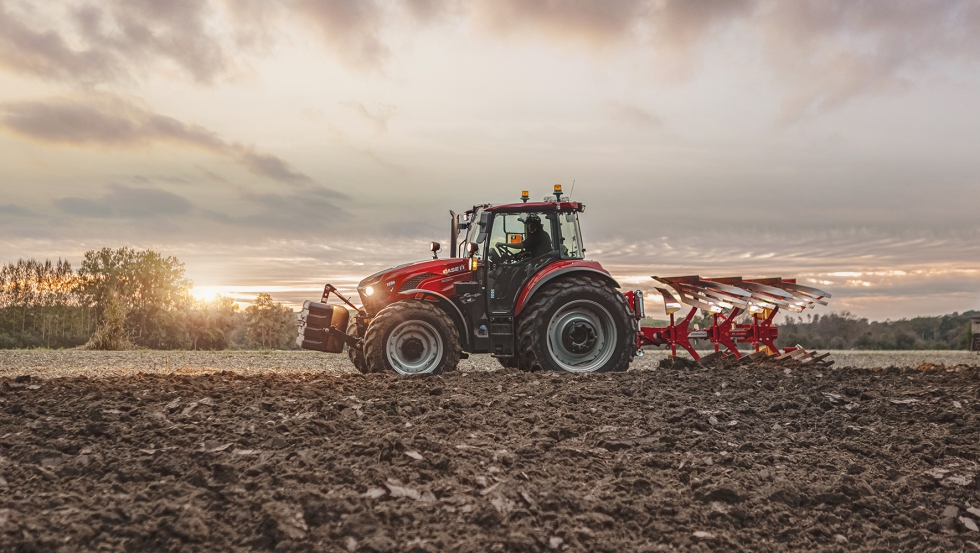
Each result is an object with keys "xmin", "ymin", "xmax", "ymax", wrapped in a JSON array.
[{"xmin": 501, "ymin": 213, "xmax": 553, "ymax": 259}]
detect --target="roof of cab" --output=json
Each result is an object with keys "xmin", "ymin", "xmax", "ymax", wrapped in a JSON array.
[{"xmin": 468, "ymin": 201, "xmax": 583, "ymax": 214}]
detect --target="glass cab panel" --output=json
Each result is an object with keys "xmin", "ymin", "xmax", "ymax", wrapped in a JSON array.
[
  {"xmin": 486, "ymin": 212, "xmax": 556, "ymax": 265},
  {"xmin": 558, "ymin": 211, "xmax": 584, "ymax": 259}
]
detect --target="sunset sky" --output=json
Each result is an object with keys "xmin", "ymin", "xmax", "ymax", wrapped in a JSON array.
[{"xmin": 1, "ymin": 0, "xmax": 978, "ymax": 320}]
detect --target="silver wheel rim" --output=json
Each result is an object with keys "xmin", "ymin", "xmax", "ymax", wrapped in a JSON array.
[
  {"xmin": 386, "ymin": 320, "xmax": 444, "ymax": 375},
  {"xmin": 546, "ymin": 300, "xmax": 617, "ymax": 372}
]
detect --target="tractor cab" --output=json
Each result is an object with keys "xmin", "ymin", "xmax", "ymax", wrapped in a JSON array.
[
  {"xmin": 458, "ymin": 186, "xmax": 586, "ymax": 316},
  {"xmin": 442, "ymin": 186, "xmax": 605, "ymax": 360}
]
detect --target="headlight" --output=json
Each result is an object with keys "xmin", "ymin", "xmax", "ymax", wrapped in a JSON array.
[{"xmin": 364, "ymin": 286, "xmax": 375, "ymax": 297}]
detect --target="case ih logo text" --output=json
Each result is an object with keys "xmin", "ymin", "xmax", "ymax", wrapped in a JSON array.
[{"xmin": 443, "ymin": 264, "xmax": 467, "ymax": 275}]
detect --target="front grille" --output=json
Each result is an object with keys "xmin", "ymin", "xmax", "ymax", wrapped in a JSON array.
[{"xmin": 399, "ymin": 273, "xmax": 436, "ymax": 292}]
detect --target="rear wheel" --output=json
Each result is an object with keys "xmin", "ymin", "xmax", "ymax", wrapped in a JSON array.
[
  {"xmin": 363, "ymin": 301, "xmax": 461, "ymax": 375},
  {"xmin": 516, "ymin": 275, "xmax": 635, "ymax": 373}
]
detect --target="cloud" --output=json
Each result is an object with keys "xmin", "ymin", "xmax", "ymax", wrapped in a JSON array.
[
  {"xmin": 204, "ymin": 185, "xmax": 351, "ymax": 233},
  {"xmin": 40, "ymin": 182, "xmax": 352, "ymax": 238},
  {"xmin": 641, "ymin": 0, "xmax": 754, "ymax": 79},
  {"xmin": 341, "ymin": 101, "xmax": 395, "ymax": 133},
  {"xmin": 0, "ymin": 0, "xmax": 236, "ymax": 84},
  {"xmin": 0, "ymin": 95, "xmax": 222, "ymax": 147},
  {"xmin": 0, "ymin": 0, "xmax": 118, "ymax": 83},
  {"xmin": 472, "ymin": 0, "xmax": 648, "ymax": 46},
  {"xmin": 292, "ymin": 0, "xmax": 390, "ymax": 70},
  {"xmin": 470, "ymin": 0, "xmax": 980, "ymax": 118},
  {"xmin": 0, "ymin": 0, "xmax": 401, "ymax": 80},
  {"xmin": 3, "ymin": 0, "xmax": 976, "ymax": 122},
  {"xmin": 53, "ymin": 184, "xmax": 192, "ymax": 219},
  {"xmin": 757, "ymin": 1, "xmax": 980, "ymax": 123},
  {"xmin": 237, "ymin": 150, "xmax": 315, "ymax": 185},
  {"xmin": 402, "ymin": 0, "xmax": 460, "ymax": 24},
  {"xmin": 605, "ymin": 100, "xmax": 663, "ymax": 129},
  {"xmin": 241, "ymin": 186, "xmax": 350, "ymax": 229},
  {"xmin": 217, "ymin": 0, "xmax": 282, "ymax": 51},
  {"xmin": 470, "ymin": 0, "xmax": 754, "ymax": 76},
  {"xmin": 131, "ymin": 175, "xmax": 191, "ymax": 186},
  {"xmin": 0, "ymin": 203, "xmax": 33, "ymax": 217},
  {"xmin": 299, "ymin": 107, "xmax": 326, "ymax": 123},
  {"xmin": 0, "ymin": 95, "xmax": 336, "ymax": 188}
]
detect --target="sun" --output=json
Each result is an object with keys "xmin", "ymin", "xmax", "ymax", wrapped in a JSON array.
[{"xmin": 189, "ymin": 286, "xmax": 236, "ymax": 302}]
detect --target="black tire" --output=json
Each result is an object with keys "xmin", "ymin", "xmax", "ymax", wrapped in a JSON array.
[
  {"xmin": 363, "ymin": 301, "xmax": 461, "ymax": 375},
  {"xmin": 346, "ymin": 321, "xmax": 370, "ymax": 373},
  {"xmin": 516, "ymin": 275, "xmax": 636, "ymax": 373},
  {"xmin": 496, "ymin": 356, "xmax": 521, "ymax": 369}
]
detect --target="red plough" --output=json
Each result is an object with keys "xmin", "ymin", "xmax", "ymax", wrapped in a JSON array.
[{"xmin": 633, "ymin": 276, "xmax": 832, "ymax": 366}]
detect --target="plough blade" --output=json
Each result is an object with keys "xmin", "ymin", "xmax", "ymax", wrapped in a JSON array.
[
  {"xmin": 638, "ymin": 275, "xmax": 832, "ymax": 367},
  {"xmin": 697, "ymin": 351, "xmax": 725, "ymax": 365},
  {"xmin": 808, "ymin": 352, "xmax": 832, "ymax": 364},
  {"xmin": 655, "ymin": 287, "xmax": 683, "ymax": 315}
]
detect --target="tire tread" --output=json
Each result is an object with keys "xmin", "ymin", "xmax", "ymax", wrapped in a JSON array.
[
  {"xmin": 515, "ymin": 275, "xmax": 636, "ymax": 372},
  {"xmin": 363, "ymin": 301, "xmax": 461, "ymax": 374}
]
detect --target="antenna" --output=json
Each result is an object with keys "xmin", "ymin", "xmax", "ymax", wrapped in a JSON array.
[{"xmin": 569, "ymin": 179, "xmax": 576, "ymax": 199}]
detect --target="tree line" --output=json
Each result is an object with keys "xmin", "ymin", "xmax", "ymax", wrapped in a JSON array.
[
  {"xmin": 641, "ymin": 309, "xmax": 978, "ymax": 351},
  {"xmin": 0, "ymin": 249, "xmax": 299, "ymax": 350},
  {"xmin": 5, "ymin": 251, "xmax": 976, "ymax": 351},
  {"xmin": 778, "ymin": 311, "xmax": 979, "ymax": 350}
]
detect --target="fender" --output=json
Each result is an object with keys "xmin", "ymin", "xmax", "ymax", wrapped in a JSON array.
[
  {"xmin": 514, "ymin": 260, "xmax": 620, "ymax": 317},
  {"xmin": 399, "ymin": 289, "xmax": 471, "ymax": 349}
]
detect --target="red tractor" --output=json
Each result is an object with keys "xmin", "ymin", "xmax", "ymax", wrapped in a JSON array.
[{"xmin": 298, "ymin": 186, "xmax": 831, "ymax": 374}]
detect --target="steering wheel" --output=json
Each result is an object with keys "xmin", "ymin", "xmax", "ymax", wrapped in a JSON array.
[{"xmin": 494, "ymin": 242, "xmax": 514, "ymax": 263}]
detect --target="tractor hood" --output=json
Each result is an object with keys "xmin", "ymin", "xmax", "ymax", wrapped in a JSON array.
[{"xmin": 356, "ymin": 257, "xmax": 473, "ymax": 314}]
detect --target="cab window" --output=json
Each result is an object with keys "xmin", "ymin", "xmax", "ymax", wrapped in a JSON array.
[
  {"xmin": 558, "ymin": 211, "xmax": 584, "ymax": 258},
  {"xmin": 486, "ymin": 212, "xmax": 555, "ymax": 265}
]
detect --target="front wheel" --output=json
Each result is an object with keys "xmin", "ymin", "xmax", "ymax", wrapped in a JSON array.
[
  {"xmin": 346, "ymin": 321, "xmax": 370, "ymax": 373},
  {"xmin": 516, "ymin": 275, "xmax": 636, "ymax": 373},
  {"xmin": 363, "ymin": 301, "xmax": 461, "ymax": 375}
]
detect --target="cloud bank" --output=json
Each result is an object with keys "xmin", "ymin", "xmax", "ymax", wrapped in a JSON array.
[
  {"xmin": 0, "ymin": 95, "xmax": 334, "ymax": 187},
  {"xmin": 1, "ymin": 1, "xmax": 978, "ymax": 119},
  {"xmin": 0, "ymin": 0, "xmax": 235, "ymax": 84}
]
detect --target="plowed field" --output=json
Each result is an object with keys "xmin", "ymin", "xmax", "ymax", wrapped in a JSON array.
[{"xmin": 2, "ymin": 355, "xmax": 980, "ymax": 552}]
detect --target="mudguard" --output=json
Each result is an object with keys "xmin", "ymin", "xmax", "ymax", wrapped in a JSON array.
[
  {"xmin": 399, "ymin": 288, "xmax": 471, "ymax": 350},
  {"xmin": 514, "ymin": 260, "xmax": 619, "ymax": 317}
]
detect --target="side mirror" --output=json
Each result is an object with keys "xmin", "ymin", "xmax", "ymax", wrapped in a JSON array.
[
  {"xmin": 476, "ymin": 211, "xmax": 491, "ymax": 243},
  {"xmin": 430, "ymin": 241, "xmax": 441, "ymax": 259}
]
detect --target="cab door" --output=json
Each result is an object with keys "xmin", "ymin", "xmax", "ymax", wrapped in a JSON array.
[{"xmin": 484, "ymin": 211, "xmax": 560, "ymax": 355}]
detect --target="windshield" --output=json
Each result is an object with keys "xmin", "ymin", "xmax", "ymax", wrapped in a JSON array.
[{"xmin": 558, "ymin": 211, "xmax": 584, "ymax": 258}]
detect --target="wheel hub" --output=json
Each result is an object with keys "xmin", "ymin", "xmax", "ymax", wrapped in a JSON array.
[
  {"xmin": 385, "ymin": 319, "xmax": 445, "ymax": 375},
  {"xmin": 546, "ymin": 299, "xmax": 617, "ymax": 373},
  {"xmin": 562, "ymin": 320, "xmax": 597, "ymax": 353},
  {"xmin": 400, "ymin": 337, "xmax": 424, "ymax": 361}
]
